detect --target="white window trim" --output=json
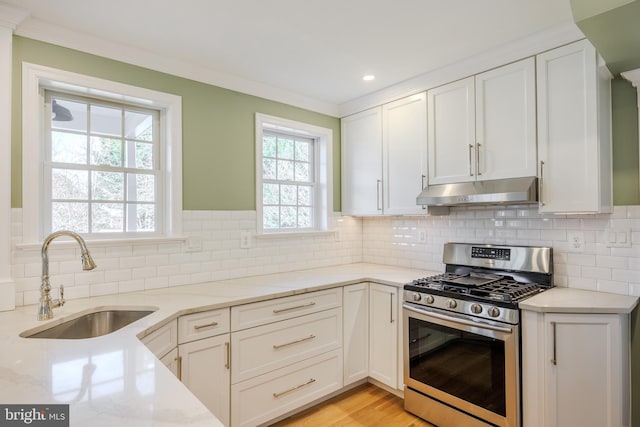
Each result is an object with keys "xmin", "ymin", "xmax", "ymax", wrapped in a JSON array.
[
  {"xmin": 22, "ymin": 62, "xmax": 183, "ymax": 244},
  {"xmin": 255, "ymin": 113, "xmax": 333, "ymax": 236}
]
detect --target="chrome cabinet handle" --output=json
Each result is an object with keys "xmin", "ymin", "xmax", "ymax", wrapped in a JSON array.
[
  {"xmin": 539, "ymin": 160, "xmax": 545, "ymax": 206},
  {"xmin": 468, "ymin": 144, "xmax": 474, "ymax": 176},
  {"xmin": 421, "ymin": 175, "xmax": 427, "ymax": 210},
  {"xmin": 390, "ymin": 293, "xmax": 394, "ymax": 323},
  {"xmin": 273, "ymin": 378, "xmax": 316, "ymax": 398},
  {"xmin": 272, "ymin": 301, "xmax": 315, "ymax": 314},
  {"xmin": 224, "ymin": 342, "xmax": 230, "ymax": 369},
  {"xmin": 476, "ymin": 143, "xmax": 481, "ymax": 176},
  {"xmin": 193, "ymin": 321, "xmax": 219, "ymax": 330},
  {"xmin": 376, "ymin": 179, "xmax": 383, "ymax": 211},
  {"xmin": 273, "ymin": 334, "xmax": 316, "ymax": 350},
  {"xmin": 176, "ymin": 355, "xmax": 182, "ymax": 381},
  {"xmin": 550, "ymin": 321, "xmax": 557, "ymax": 365}
]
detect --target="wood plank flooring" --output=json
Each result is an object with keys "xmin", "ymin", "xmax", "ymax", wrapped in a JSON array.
[{"xmin": 269, "ymin": 383, "xmax": 435, "ymax": 427}]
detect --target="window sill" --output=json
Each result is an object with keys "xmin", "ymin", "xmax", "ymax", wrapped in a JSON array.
[
  {"xmin": 256, "ymin": 230, "xmax": 337, "ymax": 240},
  {"xmin": 15, "ymin": 235, "xmax": 189, "ymax": 251}
]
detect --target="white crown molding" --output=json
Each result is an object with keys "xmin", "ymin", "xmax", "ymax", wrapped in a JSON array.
[
  {"xmin": 14, "ymin": 17, "xmax": 340, "ymax": 117},
  {"xmin": 0, "ymin": 3, "xmax": 28, "ymax": 30},
  {"xmin": 621, "ymin": 69, "xmax": 640, "ymax": 87},
  {"xmin": 338, "ymin": 21, "xmax": 585, "ymax": 117}
]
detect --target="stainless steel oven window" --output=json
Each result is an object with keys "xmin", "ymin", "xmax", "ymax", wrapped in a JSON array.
[{"xmin": 403, "ymin": 303, "xmax": 520, "ymax": 427}]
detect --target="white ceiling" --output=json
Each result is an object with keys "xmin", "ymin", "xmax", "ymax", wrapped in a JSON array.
[{"xmin": 4, "ymin": 0, "xmax": 575, "ymax": 115}]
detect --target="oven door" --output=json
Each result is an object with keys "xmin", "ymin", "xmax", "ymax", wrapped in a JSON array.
[{"xmin": 403, "ymin": 302, "xmax": 519, "ymax": 427}]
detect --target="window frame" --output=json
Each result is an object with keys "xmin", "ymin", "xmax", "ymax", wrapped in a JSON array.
[
  {"xmin": 255, "ymin": 113, "xmax": 333, "ymax": 236},
  {"xmin": 22, "ymin": 62, "xmax": 183, "ymax": 244}
]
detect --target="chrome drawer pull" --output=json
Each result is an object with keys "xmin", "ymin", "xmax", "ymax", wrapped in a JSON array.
[
  {"xmin": 193, "ymin": 321, "xmax": 219, "ymax": 330},
  {"xmin": 272, "ymin": 301, "xmax": 316, "ymax": 314},
  {"xmin": 273, "ymin": 334, "xmax": 316, "ymax": 350},
  {"xmin": 224, "ymin": 342, "xmax": 230, "ymax": 369},
  {"xmin": 550, "ymin": 321, "xmax": 557, "ymax": 365},
  {"xmin": 272, "ymin": 378, "xmax": 316, "ymax": 398}
]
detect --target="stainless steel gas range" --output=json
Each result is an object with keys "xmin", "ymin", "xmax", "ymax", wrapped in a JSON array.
[{"xmin": 403, "ymin": 242, "xmax": 553, "ymax": 427}]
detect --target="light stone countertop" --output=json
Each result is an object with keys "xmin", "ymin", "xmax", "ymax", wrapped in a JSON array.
[
  {"xmin": 0, "ymin": 263, "xmax": 435, "ymax": 427},
  {"xmin": 520, "ymin": 287, "xmax": 639, "ymax": 314}
]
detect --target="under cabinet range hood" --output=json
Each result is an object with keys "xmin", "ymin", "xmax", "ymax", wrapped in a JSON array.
[{"xmin": 416, "ymin": 176, "xmax": 538, "ymax": 207}]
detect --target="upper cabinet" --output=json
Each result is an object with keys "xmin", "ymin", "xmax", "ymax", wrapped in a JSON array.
[
  {"xmin": 536, "ymin": 39, "xmax": 613, "ymax": 214},
  {"xmin": 427, "ymin": 58, "xmax": 536, "ymax": 185},
  {"xmin": 341, "ymin": 93, "xmax": 427, "ymax": 216},
  {"xmin": 341, "ymin": 106, "xmax": 382, "ymax": 216}
]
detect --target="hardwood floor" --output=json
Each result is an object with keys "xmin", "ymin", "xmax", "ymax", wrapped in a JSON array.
[{"xmin": 269, "ymin": 383, "xmax": 435, "ymax": 427}]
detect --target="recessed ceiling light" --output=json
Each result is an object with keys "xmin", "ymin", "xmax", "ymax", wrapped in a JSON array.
[{"xmin": 362, "ymin": 75, "xmax": 375, "ymax": 81}]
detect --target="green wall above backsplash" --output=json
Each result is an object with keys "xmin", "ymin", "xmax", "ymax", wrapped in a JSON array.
[{"xmin": 10, "ymin": 36, "xmax": 342, "ymax": 211}]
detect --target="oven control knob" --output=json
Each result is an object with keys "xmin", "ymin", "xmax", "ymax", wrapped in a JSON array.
[
  {"xmin": 425, "ymin": 295, "xmax": 435, "ymax": 304},
  {"xmin": 488, "ymin": 306, "xmax": 501, "ymax": 318},
  {"xmin": 447, "ymin": 299, "xmax": 457, "ymax": 309},
  {"xmin": 412, "ymin": 293, "xmax": 421, "ymax": 302},
  {"xmin": 470, "ymin": 303, "xmax": 483, "ymax": 314}
]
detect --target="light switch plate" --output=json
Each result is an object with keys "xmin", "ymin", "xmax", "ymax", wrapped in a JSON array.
[{"xmin": 604, "ymin": 228, "xmax": 631, "ymax": 248}]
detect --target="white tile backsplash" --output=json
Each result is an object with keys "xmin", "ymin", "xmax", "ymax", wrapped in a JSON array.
[
  {"xmin": 9, "ymin": 205, "xmax": 640, "ymax": 305},
  {"xmin": 10, "ymin": 210, "xmax": 363, "ymax": 306},
  {"xmin": 361, "ymin": 205, "xmax": 640, "ymax": 296}
]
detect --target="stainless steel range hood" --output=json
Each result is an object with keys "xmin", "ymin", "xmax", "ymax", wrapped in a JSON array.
[{"xmin": 416, "ymin": 176, "xmax": 538, "ymax": 207}]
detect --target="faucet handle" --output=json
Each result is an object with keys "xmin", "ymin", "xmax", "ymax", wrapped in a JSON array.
[{"xmin": 58, "ymin": 285, "xmax": 65, "ymax": 306}]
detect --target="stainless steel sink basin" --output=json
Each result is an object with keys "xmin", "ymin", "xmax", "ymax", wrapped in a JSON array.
[{"xmin": 20, "ymin": 307, "xmax": 157, "ymax": 339}]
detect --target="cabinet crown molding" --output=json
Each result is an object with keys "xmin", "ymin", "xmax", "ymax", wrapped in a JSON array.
[
  {"xmin": 0, "ymin": 4, "xmax": 28, "ymax": 30},
  {"xmin": 621, "ymin": 68, "xmax": 640, "ymax": 87}
]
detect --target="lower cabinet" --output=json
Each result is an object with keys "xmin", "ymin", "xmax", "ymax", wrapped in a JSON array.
[
  {"xmin": 368, "ymin": 283, "xmax": 400, "ymax": 389},
  {"xmin": 230, "ymin": 350, "xmax": 343, "ymax": 427},
  {"xmin": 159, "ymin": 347, "xmax": 180, "ymax": 377},
  {"xmin": 522, "ymin": 310, "xmax": 630, "ymax": 427},
  {"xmin": 179, "ymin": 334, "xmax": 231, "ymax": 427},
  {"xmin": 343, "ymin": 283, "xmax": 369, "ymax": 385}
]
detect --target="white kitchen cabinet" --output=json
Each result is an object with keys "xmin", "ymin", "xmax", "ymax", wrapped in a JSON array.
[
  {"xmin": 341, "ymin": 107, "xmax": 383, "ymax": 216},
  {"xmin": 427, "ymin": 58, "xmax": 536, "ymax": 185},
  {"xmin": 475, "ymin": 57, "xmax": 536, "ymax": 180},
  {"xmin": 368, "ymin": 283, "xmax": 399, "ymax": 389},
  {"xmin": 343, "ymin": 283, "xmax": 369, "ymax": 385},
  {"xmin": 159, "ymin": 347, "xmax": 180, "ymax": 377},
  {"xmin": 536, "ymin": 39, "xmax": 613, "ymax": 213},
  {"xmin": 341, "ymin": 93, "xmax": 427, "ymax": 216},
  {"xmin": 179, "ymin": 333, "xmax": 231, "ymax": 427},
  {"xmin": 177, "ymin": 309, "xmax": 231, "ymax": 426},
  {"xmin": 381, "ymin": 93, "xmax": 428, "ymax": 215},
  {"xmin": 522, "ymin": 310, "xmax": 630, "ymax": 427}
]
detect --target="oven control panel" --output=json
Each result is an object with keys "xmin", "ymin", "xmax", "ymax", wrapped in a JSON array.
[{"xmin": 471, "ymin": 246, "xmax": 510, "ymax": 261}]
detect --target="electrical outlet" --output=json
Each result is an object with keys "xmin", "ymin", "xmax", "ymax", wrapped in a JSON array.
[
  {"xmin": 567, "ymin": 231, "xmax": 584, "ymax": 252},
  {"xmin": 418, "ymin": 229, "xmax": 427, "ymax": 242},
  {"xmin": 185, "ymin": 237, "xmax": 202, "ymax": 252},
  {"xmin": 240, "ymin": 231, "xmax": 252, "ymax": 249},
  {"xmin": 334, "ymin": 230, "xmax": 342, "ymax": 242}
]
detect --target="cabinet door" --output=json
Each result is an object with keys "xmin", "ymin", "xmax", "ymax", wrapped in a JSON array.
[
  {"xmin": 179, "ymin": 334, "xmax": 230, "ymax": 426},
  {"xmin": 427, "ymin": 77, "xmax": 475, "ymax": 185},
  {"xmin": 159, "ymin": 347, "xmax": 179, "ymax": 378},
  {"xmin": 341, "ymin": 107, "xmax": 383, "ymax": 215},
  {"xmin": 537, "ymin": 39, "xmax": 612, "ymax": 213},
  {"xmin": 343, "ymin": 283, "xmax": 369, "ymax": 385},
  {"xmin": 369, "ymin": 283, "xmax": 398, "ymax": 389},
  {"xmin": 476, "ymin": 58, "xmax": 536, "ymax": 180},
  {"xmin": 382, "ymin": 93, "xmax": 427, "ymax": 215},
  {"xmin": 544, "ymin": 313, "xmax": 626, "ymax": 427}
]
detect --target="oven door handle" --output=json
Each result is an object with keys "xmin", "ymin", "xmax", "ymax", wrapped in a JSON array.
[{"xmin": 403, "ymin": 303, "xmax": 513, "ymax": 334}]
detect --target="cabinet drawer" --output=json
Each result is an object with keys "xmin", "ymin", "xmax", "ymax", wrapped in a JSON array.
[
  {"xmin": 231, "ymin": 349, "xmax": 342, "ymax": 427},
  {"xmin": 178, "ymin": 308, "xmax": 230, "ymax": 344},
  {"xmin": 231, "ymin": 288, "xmax": 342, "ymax": 331},
  {"xmin": 140, "ymin": 320, "xmax": 178, "ymax": 358},
  {"xmin": 231, "ymin": 308, "xmax": 342, "ymax": 384}
]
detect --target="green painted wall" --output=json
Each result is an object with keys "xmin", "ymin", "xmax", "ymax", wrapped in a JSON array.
[{"xmin": 10, "ymin": 36, "xmax": 341, "ymax": 211}]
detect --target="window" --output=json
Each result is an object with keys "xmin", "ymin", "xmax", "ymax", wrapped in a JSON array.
[
  {"xmin": 256, "ymin": 114, "xmax": 333, "ymax": 234},
  {"xmin": 45, "ymin": 91, "xmax": 161, "ymax": 237},
  {"xmin": 22, "ymin": 63, "xmax": 183, "ymax": 243}
]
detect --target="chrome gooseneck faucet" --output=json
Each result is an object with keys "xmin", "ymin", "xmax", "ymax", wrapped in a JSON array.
[{"xmin": 38, "ymin": 230, "xmax": 97, "ymax": 321}]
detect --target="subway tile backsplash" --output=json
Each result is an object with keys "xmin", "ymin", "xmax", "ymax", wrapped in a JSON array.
[
  {"xmin": 10, "ymin": 210, "xmax": 362, "ymax": 307},
  {"xmin": 361, "ymin": 205, "xmax": 640, "ymax": 296},
  {"xmin": 9, "ymin": 205, "xmax": 640, "ymax": 306}
]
